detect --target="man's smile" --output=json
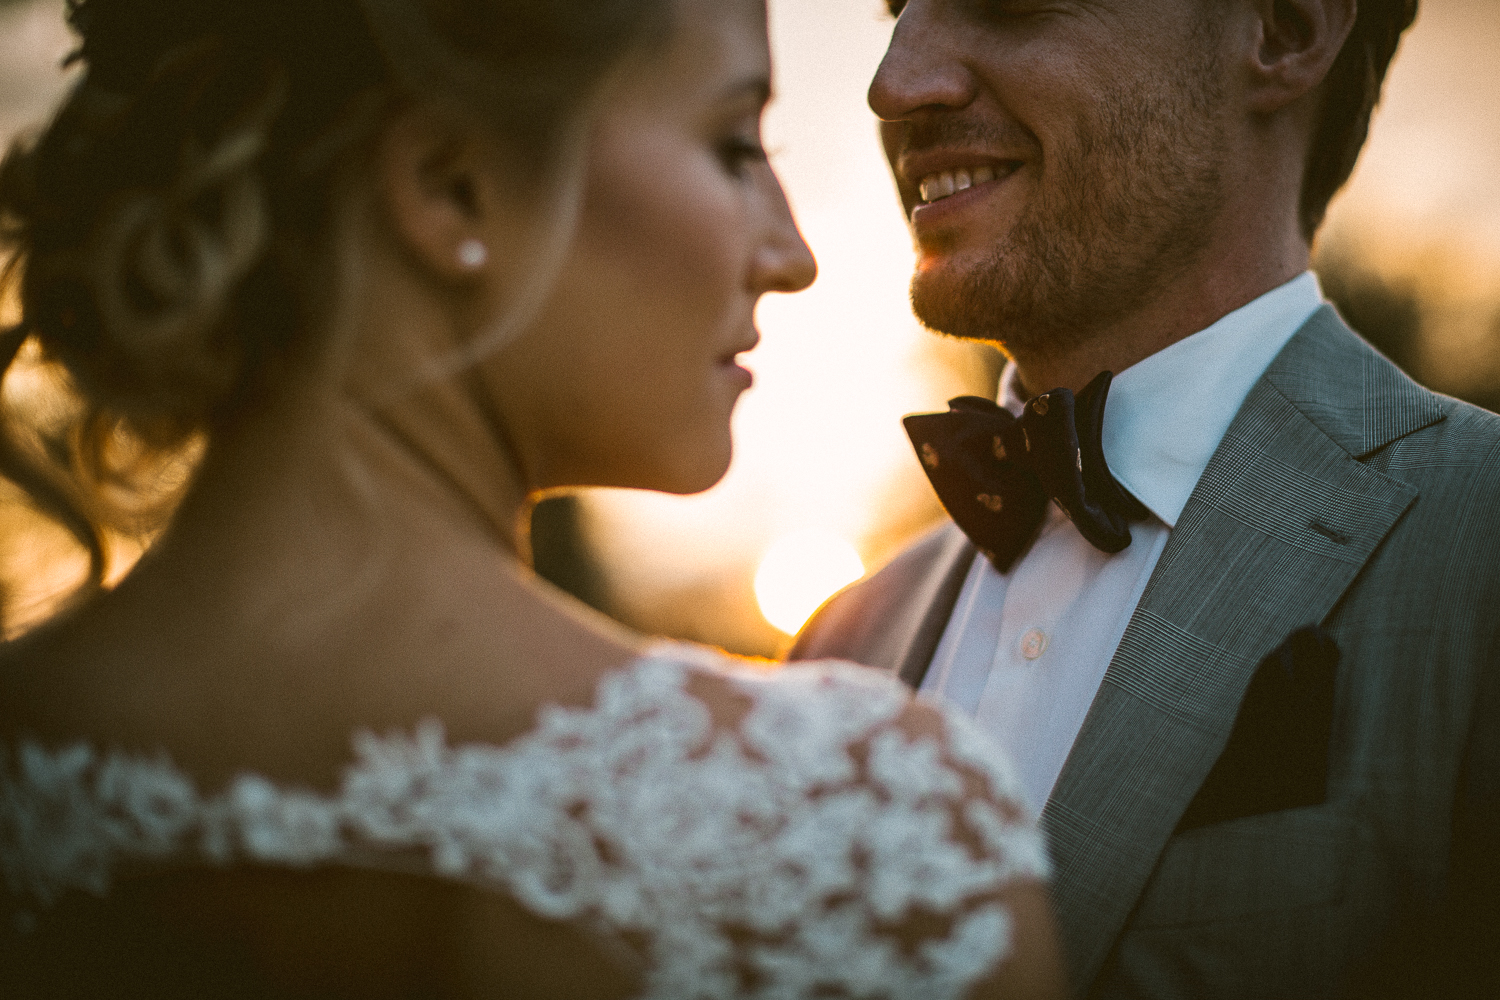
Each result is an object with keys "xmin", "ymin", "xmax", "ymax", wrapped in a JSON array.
[
  {"xmin": 898, "ymin": 159, "xmax": 1026, "ymax": 242},
  {"xmin": 918, "ymin": 162, "xmax": 1008, "ymax": 202},
  {"xmin": 892, "ymin": 142, "xmax": 1029, "ymax": 232}
]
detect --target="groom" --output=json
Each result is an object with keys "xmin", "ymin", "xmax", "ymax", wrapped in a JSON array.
[{"xmin": 793, "ymin": 0, "xmax": 1498, "ymax": 996}]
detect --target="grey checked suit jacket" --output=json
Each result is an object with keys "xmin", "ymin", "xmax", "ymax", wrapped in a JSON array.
[{"xmin": 790, "ymin": 308, "xmax": 1500, "ymax": 999}]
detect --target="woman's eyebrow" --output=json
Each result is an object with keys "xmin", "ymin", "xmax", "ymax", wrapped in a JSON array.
[{"xmin": 719, "ymin": 75, "xmax": 773, "ymax": 106}]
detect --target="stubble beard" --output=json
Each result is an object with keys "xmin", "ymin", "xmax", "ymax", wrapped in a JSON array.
[{"xmin": 909, "ymin": 47, "xmax": 1229, "ymax": 358}]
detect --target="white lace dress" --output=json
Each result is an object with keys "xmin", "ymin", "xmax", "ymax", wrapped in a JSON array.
[{"xmin": 0, "ymin": 643, "xmax": 1049, "ymax": 999}]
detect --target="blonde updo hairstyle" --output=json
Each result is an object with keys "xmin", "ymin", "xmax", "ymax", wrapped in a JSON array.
[{"xmin": 0, "ymin": 0, "xmax": 667, "ymax": 591}]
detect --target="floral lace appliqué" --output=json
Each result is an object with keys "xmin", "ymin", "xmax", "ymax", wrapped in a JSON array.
[{"xmin": 0, "ymin": 645, "xmax": 1048, "ymax": 999}]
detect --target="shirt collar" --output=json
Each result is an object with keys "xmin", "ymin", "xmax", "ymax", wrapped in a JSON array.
[{"xmin": 998, "ymin": 271, "xmax": 1325, "ymax": 528}]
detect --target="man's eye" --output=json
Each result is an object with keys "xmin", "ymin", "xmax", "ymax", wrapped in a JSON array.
[
  {"xmin": 970, "ymin": 0, "xmax": 1048, "ymax": 18},
  {"xmin": 885, "ymin": 0, "xmax": 906, "ymax": 17}
]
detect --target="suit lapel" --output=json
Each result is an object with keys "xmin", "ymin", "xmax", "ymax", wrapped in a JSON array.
[
  {"xmin": 1041, "ymin": 309, "xmax": 1443, "ymax": 989},
  {"xmin": 895, "ymin": 528, "xmax": 977, "ymax": 687},
  {"xmin": 788, "ymin": 522, "xmax": 976, "ymax": 682}
]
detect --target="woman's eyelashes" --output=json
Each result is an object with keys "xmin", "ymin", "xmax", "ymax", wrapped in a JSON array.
[{"xmin": 716, "ymin": 134, "xmax": 768, "ymax": 177}]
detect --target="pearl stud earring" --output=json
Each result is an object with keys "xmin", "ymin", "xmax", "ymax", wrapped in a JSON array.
[{"xmin": 457, "ymin": 238, "xmax": 489, "ymax": 270}]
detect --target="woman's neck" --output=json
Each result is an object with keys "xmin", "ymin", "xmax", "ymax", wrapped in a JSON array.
[
  {"xmin": 158, "ymin": 376, "xmax": 533, "ymax": 628},
  {"xmin": 347, "ymin": 375, "xmax": 533, "ymax": 558},
  {"xmin": 13, "ymin": 376, "xmax": 639, "ymax": 790}
]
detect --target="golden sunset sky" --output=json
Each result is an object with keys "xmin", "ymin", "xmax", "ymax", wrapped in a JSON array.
[{"xmin": 590, "ymin": 0, "xmax": 1500, "ymax": 652}]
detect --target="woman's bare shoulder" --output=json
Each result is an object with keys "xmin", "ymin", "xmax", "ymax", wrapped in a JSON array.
[{"xmin": 0, "ymin": 543, "xmax": 643, "ymax": 783}]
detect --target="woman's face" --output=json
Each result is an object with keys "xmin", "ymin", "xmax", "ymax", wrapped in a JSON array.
[{"xmin": 488, "ymin": 0, "xmax": 816, "ymax": 495}]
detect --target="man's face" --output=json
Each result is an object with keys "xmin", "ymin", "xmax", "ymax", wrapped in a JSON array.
[{"xmin": 871, "ymin": 0, "xmax": 1233, "ymax": 356}]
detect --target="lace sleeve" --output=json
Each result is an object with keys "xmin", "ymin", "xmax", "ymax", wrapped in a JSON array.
[
  {"xmin": 689, "ymin": 647, "xmax": 1052, "ymax": 997},
  {"xmin": 0, "ymin": 645, "xmax": 1048, "ymax": 998}
]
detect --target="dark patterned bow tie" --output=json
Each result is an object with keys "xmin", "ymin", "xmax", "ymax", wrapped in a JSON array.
[{"xmin": 904, "ymin": 371, "xmax": 1148, "ymax": 573}]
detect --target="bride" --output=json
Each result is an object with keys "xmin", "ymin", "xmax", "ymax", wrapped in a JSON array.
[{"xmin": 0, "ymin": 0, "xmax": 1065, "ymax": 995}]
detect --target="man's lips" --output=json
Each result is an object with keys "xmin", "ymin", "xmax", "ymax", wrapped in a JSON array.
[
  {"xmin": 904, "ymin": 160, "xmax": 1024, "ymax": 235},
  {"xmin": 896, "ymin": 151, "xmax": 1025, "ymax": 205},
  {"xmin": 912, "ymin": 161, "xmax": 1023, "ymax": 206}
]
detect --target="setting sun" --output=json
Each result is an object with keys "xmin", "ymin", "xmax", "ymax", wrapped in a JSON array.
[{"xmin": 753, "ymin": 530, "xmax": 865, "ymax": 636}]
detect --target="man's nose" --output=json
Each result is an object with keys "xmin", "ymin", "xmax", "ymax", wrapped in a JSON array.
[{"xmin": 868, "ymin": 0, "xmax": 976, "ymax": 121}]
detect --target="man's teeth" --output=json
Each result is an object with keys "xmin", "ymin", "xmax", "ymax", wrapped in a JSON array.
[{"xmin": 918, "ymin": 165, "xmax": 999, "ymax": 204}]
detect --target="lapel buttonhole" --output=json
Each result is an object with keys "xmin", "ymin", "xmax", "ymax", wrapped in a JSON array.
[{"xmin": 1308, "ymin": 520, "xmax": 1352, "ymax": 545}]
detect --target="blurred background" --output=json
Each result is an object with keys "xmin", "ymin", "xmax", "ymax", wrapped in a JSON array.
[{"xmin": 2, "ymin": 0, "xmax": 1499, "ymax": 651}]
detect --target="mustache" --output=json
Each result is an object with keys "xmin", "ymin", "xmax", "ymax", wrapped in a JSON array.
[{"xmin": 887, "ymin": 116, "xmax": 1037, "ymax": 160}]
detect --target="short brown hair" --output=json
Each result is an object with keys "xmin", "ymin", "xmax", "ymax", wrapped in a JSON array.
[{"xmin": 1301, "ymin": 0, "xmax": 1419, "ymax": 239}]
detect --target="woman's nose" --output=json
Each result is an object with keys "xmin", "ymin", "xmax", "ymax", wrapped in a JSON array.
[{"xmin": 755, "ymin": 178, "xmax": 817, "ymax": 295}]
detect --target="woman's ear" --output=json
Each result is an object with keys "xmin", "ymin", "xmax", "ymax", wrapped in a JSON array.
[
  {"xmin": 375, "ymin": 106, "xmax": 498, "ymax": 283},
  {"xmin": 1245, "ymin": 0, "xmax": 1358, "ymax": 115}
]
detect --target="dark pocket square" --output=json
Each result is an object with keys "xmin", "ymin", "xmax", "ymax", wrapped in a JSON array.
[{"xmin": 1175, "ymin": 625, "xmax": 1340, "ymax": 834}]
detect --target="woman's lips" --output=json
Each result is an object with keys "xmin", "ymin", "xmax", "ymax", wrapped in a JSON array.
[
  {"xmin": 719, "ymin": 342, "xmax": 757, "ymax": 390},
  {"xmin": 723, "ymin": 359, "xmax": 754, "ymax": 391}
]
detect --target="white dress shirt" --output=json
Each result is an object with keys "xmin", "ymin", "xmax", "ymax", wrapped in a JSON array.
[{"xmin": 918, "ymin": 272, "xmax": 1327, "ymax": 813}]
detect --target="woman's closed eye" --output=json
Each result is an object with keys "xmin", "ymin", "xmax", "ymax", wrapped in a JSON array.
[
  {"xmin": 709, "ymin": 75, "xmax": 772, "ymax": 179},
  {"xmin": 717, "ymin": 134, "xmax": 769, "ymax": 177}
]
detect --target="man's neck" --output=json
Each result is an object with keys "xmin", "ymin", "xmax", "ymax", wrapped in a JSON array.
[{"xmin": 1010, "ymin": 227, "xmax": 1311, "ymax": 396}]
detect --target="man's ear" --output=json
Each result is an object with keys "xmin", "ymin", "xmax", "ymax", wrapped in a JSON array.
[
  {"xmin": 1245, "ymin": 0, "xmax": 1358, "ymax": 115},
  {"xmin": 375, "ymin": 106, "xmax": 499, "ymax": 283}
]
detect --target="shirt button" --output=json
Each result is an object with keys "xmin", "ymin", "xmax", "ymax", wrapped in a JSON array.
[{"xmin": 1020, "ymin": 628, "xmax": 1049, "ymax": 660}]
